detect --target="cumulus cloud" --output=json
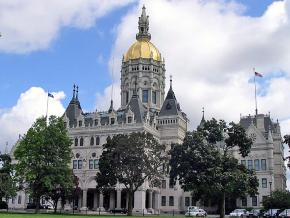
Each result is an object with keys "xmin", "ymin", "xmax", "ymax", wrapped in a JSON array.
[
  {"xmin": 0, "ymin": 87, "xmax": 65, "ymax": 152},
  {"xmin": 95, "ymin": 82, "xmax": 121, "ymax": 111},
  {"xmin": 0, "ymin": 0, "xmax": 134, "ymax": 53}
]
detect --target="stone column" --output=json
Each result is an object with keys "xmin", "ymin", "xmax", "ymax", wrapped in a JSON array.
[
  {"xmin": 154, "ymin": 190, "xmax": 161, "ymax": 214},
  {"xmin": 98, "ymin": 192, "xmax": 105, "ymax": 211},
  {"xmin": 93, "ymin": 191, "xmax": 98, "ymax": 210},
  {"xmin": 126, "ymin": 192, "xmax": 129, "ymax": 209},
  {"xmin": 80, "ymin": 189, "xmax": 88, "ymax": 211},
  {"xmin": 147, "ymin": 190, "xmax": 153, "ymax": 212},
  {"xmin": 133, "ymin": 188, "xmax": 147, "ymax": 214},
  {"xmin": 116, "ymin": 189, "xmax": 122, "ymax": 209},
  {"xmin": 109, "ymin": 191, "xmax": 115, "ymax": 210}
]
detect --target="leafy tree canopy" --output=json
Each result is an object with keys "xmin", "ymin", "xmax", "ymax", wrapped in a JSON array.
[
  {"xmin": 14, "ymin": 116, "xmax": 72, "ymax": 212},
  {"xmin": 96, "ymin": 132, "xmax": 167, "ymax": 215},
  {"xmin": 170, "ymin": 118, "xmax": 258, "ymax": 218},
  {"xmin": 262, "ymin": 191, "xmax": 290, "ymax": 210},
  {"xmin": 0, "ymin": 153, "xmax": 17, "ymax": 201}
]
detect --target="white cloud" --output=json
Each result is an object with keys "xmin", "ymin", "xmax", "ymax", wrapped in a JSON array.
[
  {"xmin": 0, "ymin": 87, "xmax": 65, "ymax": 153},
  {"xmin": 0, "ymin": 0, "xmax": 135, "ymax": 53},
  {"xmin": 95, "ymin": 82, "xmax": 121, "ymax": 111}
]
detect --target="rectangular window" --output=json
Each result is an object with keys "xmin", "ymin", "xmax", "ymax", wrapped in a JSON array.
[
  {"xmin": 18, "ymin": 195, "xmax": 22, "ymax": 204},
  {"xmin": 89, "ymin": 159, "xmax": 93, "ymax": 169},
  {"xmin": 161, "ymin": 196, "xmax": 166, "ymax": 206},
  {"xmin": 128, "ymin": 117, "xmax": 132, "ymax": 123},
  {"xmin": 152, "ymin": 91, "xmax": 157, "ymax": 104},
  {"xmin": 248, "ymin": 160, "xmax": 253, "ymax": 170},
  {"xmin": 254, "ymin": 159, "xmax": 260, "ymax": 171},
  {"xmin": 252, "ymin": 196, "xmax": 257, "ymax": 206},
  {"xmin": 142, "ymin": 90, "xmax": 148, "ymax": 103},
  {"xmin": 73, "ymin": 160, "xmax": 77, "ymax": 169},
  {"xmin": 12, "ymin": 197, "xmax": 15, "ymax": 204},
  {"xmin": 94, "ymin": 159, "xmax": 99, "ymax": 169},
  {"xmin": 241, "ymin": 197, "xmax": 247, "ymax": 207},
  {"xmin": 169, "ymin": 196, "xmax": 174, "ymax": 206},
  {"xmin": 185, "ymin": 197, "xmax": 190, "ymax": 207},
  {"xmin": 169, "ymin": 179, "xmax": 175, "ymax": 189},
  {"xmin": 241, "ymin": 160, "xmax": 246, "ymax": 166},
  {"xmin": 111, "ymin": 118, "xmax": 115, "ymax": 125},
  {"xmin": 125, "ymin": 91, "xmax": 129, "ymax": 104},
  {"xmin": 78, "ymin": 160, "xmax": 82, "ymax": 169},
  {"xmin": 261, "ymin": 159, "xmax": 267, "ymax": 170},
  {"xmin": 161, "ymin": 180, "xmax": 166, "ymax": 189},
  {"xmin": 79, "ymin": 120, "xmax": 82, "ymax": 127},
  {"xmin": 94, "ymin": 119, "xmax": 98, "ymax": 126},
  {"xmin": 262, "ymin": 178, "xmax": 267, "ymax": 188}
]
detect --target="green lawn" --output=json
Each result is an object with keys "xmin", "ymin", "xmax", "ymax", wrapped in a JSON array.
[{"xmin": 0, "ymin": 213, "xmax": 185, "ymax": 218}]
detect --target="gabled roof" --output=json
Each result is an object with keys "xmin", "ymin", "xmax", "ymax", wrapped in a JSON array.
[{"xmin": 125, "ymin": 93, "xmax": 146, "ymax": 123}]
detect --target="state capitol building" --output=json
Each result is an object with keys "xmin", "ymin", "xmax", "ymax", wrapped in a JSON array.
[{"xmin": 9, "ymin": 6, "xmax": 286, "ymax": 214}]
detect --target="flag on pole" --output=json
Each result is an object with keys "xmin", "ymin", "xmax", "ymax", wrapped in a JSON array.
[
  {"xmin": 48, "ymin": 93, "xmax": 54, "ymax": 98},
  {"xmin": 254, "ymin": 71, "xmax": 263, "ymax": 77}
]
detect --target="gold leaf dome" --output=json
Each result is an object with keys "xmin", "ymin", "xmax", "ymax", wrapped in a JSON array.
[{"xmin": 124, "ymin": 39, "xmax": 161, "ymax": 62}]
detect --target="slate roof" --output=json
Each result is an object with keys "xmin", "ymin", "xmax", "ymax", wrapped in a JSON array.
[
  {"xmin": 159, "ymin": 85, "xmax": 186, "ymax": 119},
  {"xmin": 239, "ymin": 114, "xmax": 278, "ymax": 134}
]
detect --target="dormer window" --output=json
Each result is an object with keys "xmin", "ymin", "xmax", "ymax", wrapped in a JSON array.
[
  {"xmin": 128, "ymin": 117, "xmax": 132, "ymax": 123},
  {"xmin": 111, "ymin": 118, "xmax": 115, "ymax": 125},
  {"xmin": 79, "ymin": 120, "xmax": 82, "ymax": 127}
]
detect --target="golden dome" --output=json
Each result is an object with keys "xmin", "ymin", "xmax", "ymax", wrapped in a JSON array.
[{"xmin": 124, "ymin": 39, "xmax": 161, "ymax": 62}]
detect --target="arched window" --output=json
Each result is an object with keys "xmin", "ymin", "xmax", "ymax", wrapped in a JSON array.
[
  {"xmin": 90, "ymin": 137, "xmax": 94, "ymax": 146},
  {"xmin": 96, "ymin": 136, "xmax": 100, "ymax": 145},
  {"xmin": 80, "ymin": 137, "xmax": 84, "ymax": 146},
  {"xmin": 74, "ymin": 138, "xmax": 78, "ymax": 146}
]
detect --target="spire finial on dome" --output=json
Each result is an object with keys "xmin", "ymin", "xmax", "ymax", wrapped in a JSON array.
[
  {"xmin": 170, "ymin": 75, "xmax": 172, "ymax": 89},
  {"xmin": 136, "ymin": 5, "xmax": 151, "ymax": 41}
]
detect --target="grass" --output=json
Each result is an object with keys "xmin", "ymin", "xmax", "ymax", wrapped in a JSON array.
[{"xmin": 0, "ymin": 213, "xmax": 185, "ymax": 218}]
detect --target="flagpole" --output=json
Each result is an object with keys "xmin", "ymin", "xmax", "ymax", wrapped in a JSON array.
[
  {"xmin": 46, "ymin": 91, "xmax": 49, "ymax": 125},
  {"xmin": 253, "ymin": 68, "xmax": 258, "ymax": 116}
]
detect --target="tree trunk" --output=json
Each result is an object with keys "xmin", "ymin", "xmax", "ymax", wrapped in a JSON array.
[
  {"xmin": 220, "ymin": 192, "xmax": 225, "ymax": 218},
  {"xmin": 35, "ymin": 196, "xmax": 40, "ymax": 213},
  {"xmin": 127, "ymin": 190, "xmax": 133, "ymax": 216},
  {"xmin": 53, "ymin": 199, "xmax": 58, "ymax": 213}
]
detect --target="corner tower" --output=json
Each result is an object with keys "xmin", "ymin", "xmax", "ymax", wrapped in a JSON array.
[{"xmin": 121, "ymin": 6, "xmax": 165, "ymax": 112}]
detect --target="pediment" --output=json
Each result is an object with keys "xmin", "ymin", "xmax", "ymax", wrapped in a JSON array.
[{"xmin": 246, "ymin": 123, "xmax": 266, "ymax": 145}]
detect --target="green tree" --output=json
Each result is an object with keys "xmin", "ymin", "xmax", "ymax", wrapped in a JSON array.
[
  {"xmin": 262, "ymin": 190, "xmax": 290, "ymax": 210},
  {"xmin": 284, "ymin": 135, "xmax": 290, "ymax": 168},
  {"xmin": 0, "ymin": 153, "xmax": 17, "ymax": 206},
  {"xmin": 14, "ymin": 116, "xmax": 72, "ymax": 213},
  {"xmin": 170, "ymin": 118, "xmax": 258, "ymax": 218},
  {"xmin": 96, "ymin": 132, "xmax": 167, "ymax": 216}
]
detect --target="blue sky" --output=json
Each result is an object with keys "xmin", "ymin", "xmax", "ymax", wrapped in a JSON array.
[{"xmin": 0, "ymin": 0, "xmax": 277, "ymax": 111}]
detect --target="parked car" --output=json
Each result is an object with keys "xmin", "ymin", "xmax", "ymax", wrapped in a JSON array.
[
  {"xmin": 110, "ymin": 208, "xmax": 128, "ymax": 214},
  {"xmin": 185, "ymin": 208, "xmax": 207, "ymax": 217},
  {"xmin": 279, "ymin": 209, "xmax": 290, "ymax": 218},
  {"xmin": 41, "ymin": 203, "xmax": 53, "ymax": 209},
  {"xmin": 230, "ymin": 209, "xmax": 248, "ymax": 217},
  {"xmin": 246, "ymin": 209, "xmax": 262, "ymax": 218},
  {"xmin": 26, "ymin": 203, "xmax": 45, "ymax": 209},
  {"xmin": 264, "ymin": 209, "xmax": 281, "ymax": 218}
]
